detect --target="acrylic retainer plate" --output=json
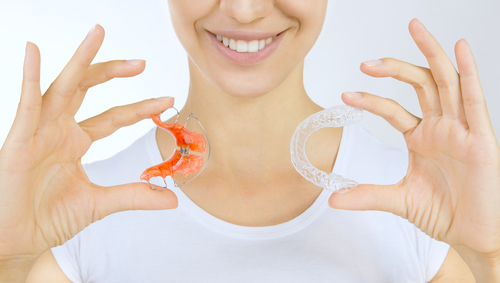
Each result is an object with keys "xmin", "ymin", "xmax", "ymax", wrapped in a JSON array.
[{"xmin": 290, "ymin": 105, "xmax": 363, "ymax": 193}]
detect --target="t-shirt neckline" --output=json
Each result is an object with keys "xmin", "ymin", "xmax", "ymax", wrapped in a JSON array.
[{"xmin": 146, "ymin": 124, "xmax": 351, "ymax": 240}]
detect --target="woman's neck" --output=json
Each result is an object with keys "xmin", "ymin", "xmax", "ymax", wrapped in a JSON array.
[
  {"xmin": 155, "ymin": 58, "xmax": 343, "ymax": 226},
  {"xmin": 178, "ymin": 59, "xmax": 322, "ymax": 183}
]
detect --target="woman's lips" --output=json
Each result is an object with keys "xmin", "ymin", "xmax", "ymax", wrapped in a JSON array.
[{"xmin": 207, "ymin": 30, "xmax": 286, "ymax": 65}]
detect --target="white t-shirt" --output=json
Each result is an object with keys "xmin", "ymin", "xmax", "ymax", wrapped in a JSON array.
[{"xmin": 51, "ymin": 124, "xmax": 450, "ymax": 283}]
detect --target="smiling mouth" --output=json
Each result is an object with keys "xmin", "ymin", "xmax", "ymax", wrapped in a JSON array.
[{"xmin": 210, "ymin": 31, "xmax": 284, "ymax": 53}]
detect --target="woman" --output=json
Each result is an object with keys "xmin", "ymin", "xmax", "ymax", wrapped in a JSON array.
[{"xmin": 1, "ymin": 0, "xmax": 499, "ymax": 282}]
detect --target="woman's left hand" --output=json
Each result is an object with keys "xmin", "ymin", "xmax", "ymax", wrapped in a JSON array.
[{"xmin": 329, "ymin": 18, "xmax": 500, "ymax": 278}]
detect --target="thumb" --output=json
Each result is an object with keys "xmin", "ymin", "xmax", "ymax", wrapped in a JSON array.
[
  {"xmin": 92, "ymin": 183, "xmax": 178, "ymax": 221},
  {"xmin": 328, "ymin": 182, "xmax": 407, "ymax": 218}
]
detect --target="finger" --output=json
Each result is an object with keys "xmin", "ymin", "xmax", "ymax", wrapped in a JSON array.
[
  {"xmin": 342, "ymin": 92, "xmax": 421, "ymax": 134},
  {"xmin": 92, "ymin": 182, "xmax": 178, "ymax": 222},
  {"xmin": 80, "ymin": 60, "xmax": 146, "ymax": 90},
  {"xmin": 409, "ymin": 18, "xmax": 466, "ymax": 121},
  {"xmin": 66, "ymin": 59, "xmax": 146, "ymax": 116},
  {"xmin": 40, "ymin": 24, "xmax": 104, "ymax": 123},
  {"xmin": 79, "ymin": 97, "xmax": 175, "ymax": 142},
  {"xmin": 455, "ymin": 39, "xmax": 494, "ymax": 136},
  {"xmin": 361, "ymin": 58, "xmax": 441, "ymax": 117},
  {"xmin": 329, "ymin": 183, "xmax": 407, "ymax": 218},
  {"xmin": 329, "ymin": 183, "xmax": 407, "ymax": 216},
  {"xmin": 6, "ymin": 42, "xmax": 42, "ymax": 143}
]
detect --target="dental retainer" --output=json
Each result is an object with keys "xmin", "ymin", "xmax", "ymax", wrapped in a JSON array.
[
  {"xmin": 141, "ymin": 108, "xmax": 211, "ymax": 191},
  {"xmin": 290, "ymin": 105, "xmax": 363, "ymax": 193}
]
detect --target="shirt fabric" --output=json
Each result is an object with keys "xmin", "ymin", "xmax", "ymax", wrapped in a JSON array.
[{"xmin": 51, "ymin": 124, "xmax": 450, "ymax": 283}]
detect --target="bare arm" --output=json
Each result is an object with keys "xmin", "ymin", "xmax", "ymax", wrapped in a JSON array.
[
  {"xmin": 429, "ymin": 248, "xmax": 475, "ymax": 283},
  {"xmin": 26, "ymin": 251, "xmax": 71, "ymax": 283}
]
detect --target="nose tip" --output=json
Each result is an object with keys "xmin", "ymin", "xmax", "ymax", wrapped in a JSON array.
[{"xmin": 220, "ymin": 0, "xmax": 273, "ymax": 24}]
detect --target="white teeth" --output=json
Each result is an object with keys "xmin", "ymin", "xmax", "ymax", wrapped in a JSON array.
[
  {"xmin": 259, "ymin": 39, "xmax": 266, "ymax": 50},
  {"xmin": 229, "ymin": 38, "xmax": 236, "ymax": 50},
  {"xmin": 236, "ymin": 40, "xmax": 248, "ymax": 52},
  {"xmin": 215, "ymin": 33, "xmax": 278, "ymax": 52},
  {"xmin": 248, "ymin": 40, "xmax": 259, "ymax": 52}
]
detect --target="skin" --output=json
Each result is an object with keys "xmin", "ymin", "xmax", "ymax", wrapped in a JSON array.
[
  {"xmin": 0, "ymin": 0, "xmax": 498, "ymax": 282},
  {"xmin": 161, "ymin": 0, "xmax": 332, "ymax": 227}
]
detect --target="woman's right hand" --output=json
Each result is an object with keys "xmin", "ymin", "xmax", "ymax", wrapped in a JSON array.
[{"xmin": 0, "ymin": 24, "xmax": 178, "ymax": 281}]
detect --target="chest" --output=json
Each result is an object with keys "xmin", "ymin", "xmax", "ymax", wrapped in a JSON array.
[
  {"xmin": 179, "ymin": 173, "xmax": 325, "ymax": 226},
  {"xmin": 78, "ymin": 210, "xmax": 428, "ymax": 283}
]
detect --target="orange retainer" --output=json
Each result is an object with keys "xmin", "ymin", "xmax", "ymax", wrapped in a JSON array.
[{"xmin": 140, "ymin": 114, "xmax": 206, "ymax": 185}]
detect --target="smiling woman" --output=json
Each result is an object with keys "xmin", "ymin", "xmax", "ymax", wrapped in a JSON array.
[
  {"xmin": 166, "ymin": 0, "xmax": 327, "ymax": 98},
  {"xmin": 1, "ymin": 1, "xmax": 500, "ymax": 283}
]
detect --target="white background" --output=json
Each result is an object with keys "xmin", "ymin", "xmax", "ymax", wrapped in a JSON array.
[{"xmin": 0, "ymin": 0, "xmax": 499, "ymax": 164}]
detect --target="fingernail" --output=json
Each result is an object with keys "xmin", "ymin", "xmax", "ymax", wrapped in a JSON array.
[
  {"xmin": 344, "ymin": 92, "xmax": 362, "ymax": 99},
  {"xmin": 414, "ymin": 18, "xmax": 426, "ymax": 30},
  {"xmin": 126, "ymin": 59, "xmax": 145, "ymax": 65},
  {"xmin": 25, "ymin": 41, "xmax": 32, "ymax": 56},
  {"xmin": 155, "ymin": 96, "xmax": 173, "ymax": 101},
  {"xmin": 85, "ymin": 24, "xmax": 97, "ymax": 39},
  {"xmin": 362, "ymin": 59, "xmax": 383, "ymax": 67}
]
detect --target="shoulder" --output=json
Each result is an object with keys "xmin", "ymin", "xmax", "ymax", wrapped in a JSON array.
[{"xmin": 83, "ymin": 127, "xmax": 161, "ymax": 186}]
